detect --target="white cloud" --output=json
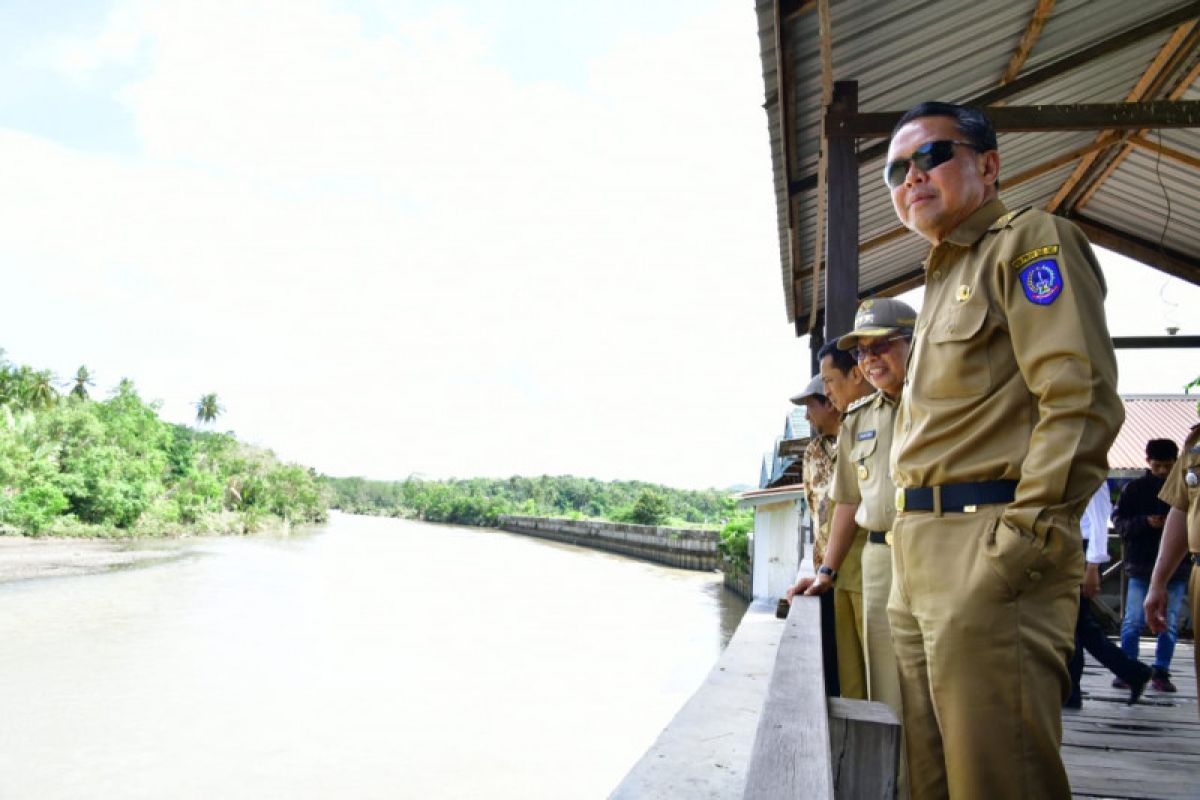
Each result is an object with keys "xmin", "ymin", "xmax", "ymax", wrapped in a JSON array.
[{"xmin": 3, "ymin": 1, "xmax": 802, "ymax": 489}]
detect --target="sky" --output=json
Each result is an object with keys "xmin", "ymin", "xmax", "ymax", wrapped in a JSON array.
[{"xmin": 2, "ymin": 1, "xmax": 1198, "ymax": 491}]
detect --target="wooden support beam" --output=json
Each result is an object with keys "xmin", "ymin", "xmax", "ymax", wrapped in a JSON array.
[
  {"xmin": 828, "ymin": 100, "xmax": 1200, "ymax": 138},
  {"xmin": 828, "ymin": 698, "xmax": 902, "ymax": 799},
  {"xmin": 825, "ymin": 81, "xmax": 860, "ymax": 341},
  {"xmin": 1000, "ymin": 0, "xmax": 1057, "ymax": 88},
  {"xmin": 1070, "ymin": 214, "xmax": 1200, "ymax": 285},
  {"xmin": 1112, "ymin": 335, "xmax": 1200, "ymax": 349},
  {"xmin": 773, "ymin": 0, "xmax": 802, "ymax": 325}
]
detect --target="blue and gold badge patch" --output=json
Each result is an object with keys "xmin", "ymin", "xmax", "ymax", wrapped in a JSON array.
[{"xmin": 1019, "ymin": 258, "xmax": 1063, "ymax": 305}]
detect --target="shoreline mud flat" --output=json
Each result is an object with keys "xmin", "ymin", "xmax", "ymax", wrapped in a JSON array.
[{"xmin": 0, "ymin": 536, "xmax": 186, "ymax": 584}]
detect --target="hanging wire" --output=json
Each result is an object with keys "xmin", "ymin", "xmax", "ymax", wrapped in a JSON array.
[
  {"xmin": 1151, "ymin": 129, "xmax": 1181, "ymax": 336},
  {"xmin": 1152, "ymin": 128, "xmax": 1172, "ymax": 253}
]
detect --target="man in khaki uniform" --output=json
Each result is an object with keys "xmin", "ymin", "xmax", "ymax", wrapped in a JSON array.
[
  {"xmin": 830, "ymin": 298, "xmax": 914, "ymax": 757},
  {"xmin": 786, "ymin": 340, "xmax": 874, "ymax": 700},
  {"xmin": 885, "ymin": 102, "xmax": 1122, "ymax": 799},
  {"xmin": 1146, "ymin": 422, "xmax": 1200, "ymax": 713}
]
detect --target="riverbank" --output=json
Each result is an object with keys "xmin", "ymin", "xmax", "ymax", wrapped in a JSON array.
[{"xmin": 0, "ymin": 536, "xmax": 186, "ymax": 583}]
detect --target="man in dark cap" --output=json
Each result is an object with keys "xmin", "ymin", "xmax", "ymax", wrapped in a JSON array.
[{"xmin": 790, "ymin": 375, "xmax": 840, "ymax": 569}]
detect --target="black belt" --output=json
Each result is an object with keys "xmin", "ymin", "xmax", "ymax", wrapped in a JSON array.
[
  {"xmin": 900, "ymin": 480, "xmax": 1018, "ymax": 513},
  {"xmin": 868, "ymin": 530, "xmax": 891, "ymax": 545},
  {"xmin": 1192, "ymin": 553, "xmax": 1200, "ymax": 567}
]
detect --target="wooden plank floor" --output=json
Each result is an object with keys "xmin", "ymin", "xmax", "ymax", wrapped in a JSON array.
[{"xmin": 1063, "ymin": 639, "xmax": 1199, "ymax": 799}]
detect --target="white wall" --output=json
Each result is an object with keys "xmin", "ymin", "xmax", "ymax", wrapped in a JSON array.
[{"xmin": 750, "ymin": 500, "xmax": 802, "ymax": 602}]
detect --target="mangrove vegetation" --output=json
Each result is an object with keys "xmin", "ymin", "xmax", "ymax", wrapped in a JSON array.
[{"xmin": 0, "ymin": 351, "xmax": 327, "ymax": 537}]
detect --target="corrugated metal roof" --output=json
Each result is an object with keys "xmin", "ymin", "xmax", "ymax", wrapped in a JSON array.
[
  {"xmin": 756, "ymin": 0, "xmax": 1200, "ymax": 328},
  {"xmin": 1109, "ymin": 394, "xmax": 1200, "ymax": 470}
]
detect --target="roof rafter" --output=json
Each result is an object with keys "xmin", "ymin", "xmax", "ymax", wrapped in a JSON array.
[
  {"xmin": 1128, "ymin": 132, "xmax": 1200, "ymax": 170},
  {"xmin": 1071, "ymin": 25, "xmax": 1200, "ymax": 211},
  {"xmin": 1069, "ymin": 214, "xmax": 1200, "ymax": 285},
  {"xmin": 999, "ymin": 0, "xmax": 1057, "ymax": 89},
  {"xmin": 1048, "ymin": 21, "xmax": 1199, "ymax": 213},
  {"xmin": 787, "ymin": 2, "xmax": 1200, "ymax": 196}
]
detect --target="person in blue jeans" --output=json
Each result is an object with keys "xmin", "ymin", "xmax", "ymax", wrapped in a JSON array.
[{"xmin": 1113, "ymin": 438, "xmax": 1192, "ymax": 693}]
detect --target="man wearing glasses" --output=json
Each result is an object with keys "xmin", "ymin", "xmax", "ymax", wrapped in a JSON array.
[
  {"xmin": 884, "ymin": 102, "xmax": 1121, "ymax": 799},
  {"xmin": 833, "ymin": 297, "xmax": 917, "ymax": 797}
]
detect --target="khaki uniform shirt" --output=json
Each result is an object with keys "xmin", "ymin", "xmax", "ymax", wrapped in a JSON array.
[
  {"xmin": 1159, "ymin": 423, "xmax": 1200, "ymax": 553},
  {"xmin": 892, "ymin": 199, "xmax": 1123, "ymax": 537},
  {"xmin": 832, "ymin": 391, "xmax": 899, "ymax": 533},
  {"xmin": 803, "ymin": 434, "xmax": 837, "ymax": 565}
]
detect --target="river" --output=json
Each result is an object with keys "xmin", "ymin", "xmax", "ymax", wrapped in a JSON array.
[{"xmin": 0, "ymin": 512, "xmax": 747, "ymax": 798}]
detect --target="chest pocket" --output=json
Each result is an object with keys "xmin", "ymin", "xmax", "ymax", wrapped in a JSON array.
[
  {"xmin": 920, "ymin": 296, "xmax": 991, "ymax": 399},
  {"xmin": 849, "ymin": 432, "xmax": 879, "ymax": 466}
]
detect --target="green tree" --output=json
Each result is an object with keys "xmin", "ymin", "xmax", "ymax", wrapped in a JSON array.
[
  {"xmin": 16, "ymin": 367, "xmax": 57, "ymax": 410},
  {"xmin": 68, "ymin": 365, "xmax": 94, "ymax": 401},
  {"xmin": 629, "ymin": 488, "xmax": 670, "ymax": 526},
  {"xmin": 195, "ymin": 393, "xmax": 223, "ymax": 425}
]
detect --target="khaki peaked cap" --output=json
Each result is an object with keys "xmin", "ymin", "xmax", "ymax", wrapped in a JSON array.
[{"xmin": 836, "ymin": 298, "xmax": 918, "ymax": 350}]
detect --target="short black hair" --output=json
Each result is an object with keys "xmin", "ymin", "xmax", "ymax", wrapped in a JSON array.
[
  {"xmin": 893, "ymin": 101, "xmax": 997, "ymax": 152},
  {"xmin": 893, "ymin": 102, "xmax": 999, "ymax": 187},
  {"xmin": 1145, "ymin": 438, "xmax": 1179, "ymax": 461},
  {"xmin": 817, "ymin": 339, "xmax": 856, "ymax": 374}
]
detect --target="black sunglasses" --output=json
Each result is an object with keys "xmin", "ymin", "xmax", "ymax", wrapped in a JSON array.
[
  {"xmin": 852, "ymin": 335, "xmax": 909, "ymax": 362},
  {"xmin": 883, "ymin": 140, "xmax": 981, "ymax": 188}
]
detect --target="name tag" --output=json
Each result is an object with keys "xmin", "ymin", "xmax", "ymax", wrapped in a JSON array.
[{"xmin": 857, "ymin": 430, "xmax": 876, "ymax": 441}]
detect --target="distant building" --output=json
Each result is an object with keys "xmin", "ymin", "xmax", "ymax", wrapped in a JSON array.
[
  {"xmin": 1108, "ymin": 395, "xmax": 1199, "ymax": 479},
  {"xmin": 759, "ymin": 408, "xmax": 811, "ymax": 489}
]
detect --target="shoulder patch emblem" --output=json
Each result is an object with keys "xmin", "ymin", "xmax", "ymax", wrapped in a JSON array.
[
  {"xmin": 1020, "ymin": 258, "xmax": 1064, "ymax": 305},
  {"xmin": 856, "ymin": 430, "xmax": 876, "ymax": 441},
  {"xmin": 1011, "ymin": 245, "xmax": 1060, "ymax": 271}
]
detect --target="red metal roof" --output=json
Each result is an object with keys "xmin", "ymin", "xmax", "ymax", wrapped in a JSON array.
[{"xmin": 1109, "ymin": 394, "xmax": 1199, "ymax": 471}]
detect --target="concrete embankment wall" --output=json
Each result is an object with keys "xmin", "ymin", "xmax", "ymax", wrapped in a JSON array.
[{"xmin": 497, "ymin": 515, "xmax": 719, "ymax": 572}]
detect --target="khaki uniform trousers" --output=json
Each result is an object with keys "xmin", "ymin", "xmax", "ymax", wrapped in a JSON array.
[
  {"xmin": 888, "ymin": 505, "xmax": 1081, "ymax": 800},
  {"xmin": 834, "ymin": 586, "xmax": 867, "ymax": 700},
  {"xmin": 863, "ymin": 538, "xmax": 907, "ymax": 797},
  {"xmin": 1192, "ymin": 566, "xmax": 1200, "ymax": 714},
  {"xmin": 834, "ymin": 529, "xmax": 869, "ymax": 700}
]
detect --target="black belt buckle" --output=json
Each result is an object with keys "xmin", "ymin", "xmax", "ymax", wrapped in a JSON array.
[{"xmin": 868, "ymin": 530, "xmax": 892, "ymax": 545}]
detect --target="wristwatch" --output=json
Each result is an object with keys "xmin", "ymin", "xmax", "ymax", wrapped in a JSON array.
[{"xmin": 817, "ymin": 564, "xmax": 838, "ymax": 583}]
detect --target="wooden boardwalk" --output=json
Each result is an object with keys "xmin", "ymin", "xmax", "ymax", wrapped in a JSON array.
[{"xmin": 1064, "ymin": 640, "xmax": 1199, "ymax": 799}]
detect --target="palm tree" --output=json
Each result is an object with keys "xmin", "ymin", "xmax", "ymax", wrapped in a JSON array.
[
  {"xmin": 15, "ymin": 367, "xmax": 57, "ymax": 410},
  {"xmin": 195, "ymin": 393, "xmax": 223, "ymax": 425},
  {"xmin": 68, "ymin": 365, "xmax": 95, "ymax": 401}
]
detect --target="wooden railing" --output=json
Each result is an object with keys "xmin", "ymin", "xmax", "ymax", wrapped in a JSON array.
[{"xmin": 612, "ymin": 594, "xmax": 901, "ymax": 798}]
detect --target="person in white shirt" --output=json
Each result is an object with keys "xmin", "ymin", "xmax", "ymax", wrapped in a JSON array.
[{"xmin": 1065, "ymin": 483, "xmax": 1152, "ymax": 708}]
